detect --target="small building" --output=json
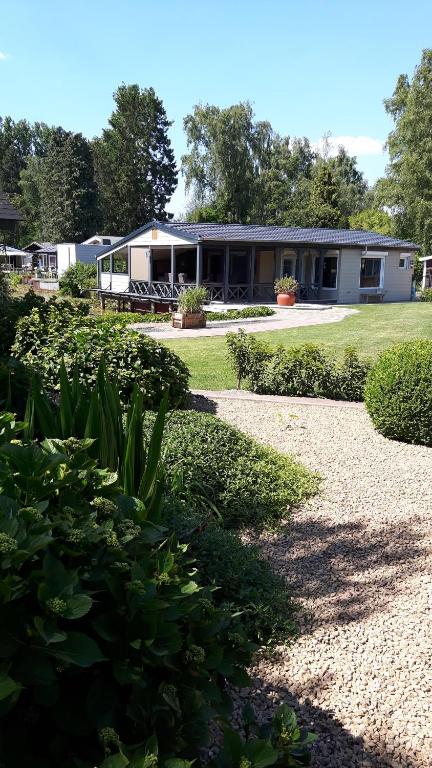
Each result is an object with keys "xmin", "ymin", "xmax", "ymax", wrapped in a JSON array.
[
  {"xmin": 23, "ymin": 242, "xmax": 57, "ymax": 272},
  {"xmin": 95, "ymin": 220, "xmax": 419, "ymax": 307},
  {"xmin": 1, "ymin": 245, "xmax": 32, "ymax": 271},
  {"xmin": 57, "ymin": 236, "xmax": 123, "ymax": 276},
  {"xmin": 0, "ymin": 193, "xmax": 22, "ymax": 242}
]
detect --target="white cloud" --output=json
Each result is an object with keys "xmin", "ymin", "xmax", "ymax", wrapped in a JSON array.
[
  {"xmin": 0, "ymin": 51, "xmax": 9, "ymax": 61},
  {"xmin": 314, "ymin": 135, "xmax": 385, "ymax": 158}
]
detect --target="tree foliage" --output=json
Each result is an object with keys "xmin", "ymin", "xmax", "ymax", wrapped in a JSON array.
[
  {"xmin": 349, "ymin": 207, "xmax": 394, "ymax": 235},
  {"xmin": 308, "ymin": 162, "xmax": 345, "ymax": 228},
  {"xmin": 93, "ymin": 84, "xmax": 177, "ymax": 233},
  {"xmin": 382, "ymin": 49, "xmax": 432, "ymax": 252}
]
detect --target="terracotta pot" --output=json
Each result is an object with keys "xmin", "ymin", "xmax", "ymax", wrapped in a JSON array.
[
  {"xmin": 172, "ymin": 311, "xmax": 206, "ymax": 329},
  {"xmin": 276, "ymin": 292, "xmax": 296, "ymax": 307}
]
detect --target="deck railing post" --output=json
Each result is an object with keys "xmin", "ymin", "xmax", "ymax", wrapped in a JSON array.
[
  {"xmin": 224, "ymin": 245, "xmax": 230, "ymax": 302},
  {"xmin": 196, "ymin": 244, "xmax": 202, "ymax": 288},
  {"xmin": 249, "ymin": 246, "xmax": 256, "ymax": 302},
  {"xmin": 170, "ymin": 244, "xmax": 176, "ymax": 299}
]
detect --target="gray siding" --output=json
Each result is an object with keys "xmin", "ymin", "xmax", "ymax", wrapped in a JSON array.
[{"xmin": 336, "ymin": 248, "xmax": 413, "ymax": 304}]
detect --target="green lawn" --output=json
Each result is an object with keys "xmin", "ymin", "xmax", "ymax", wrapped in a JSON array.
[{"xmin": 163, "ymin": 303, "xmax": 432, "ymax": 390}]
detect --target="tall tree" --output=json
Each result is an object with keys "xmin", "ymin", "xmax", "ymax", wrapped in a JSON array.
[
  {"xmin": 182, "ymin": 102, "xmax": 271, "ymax": 223},
  {"xmin": 308, "ymin": 163, "xmax": 345, "ymax": 228},
  {"xmin": 0, "ymin": 117, "xmax": 33, "ymax": 194},
  {"xmin": 94, "ymin": 85, "xmax": 177, "ymax": 232},
  {"xmin": 328, "ymin": 147, "xmax": 368, "ymax": 219},
  {"xmin": 349, "ymin": 208, "xmax": 394, "ymax": 235},
  {"xmin": 255, "ymin": 135, "xmax": 315, "ymax": 226},
  {"xmin": 38, "ymin": 129, "xmax": 99, "ymax": 242},
  {"xmin": 383, "ymin": 49, "xmax": 432, "ymax": 252}
]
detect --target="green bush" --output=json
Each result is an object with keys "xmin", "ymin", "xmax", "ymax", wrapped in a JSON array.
[
  {"xmin": 192, "ymin": 525, "xmax": 297, "ymax": 646},
  {"xmin": 147, "ymin": 410, "xmax": 317, "ymax": 529},
  {"xmin": 178, "ymin": 286, "xmax": 208, "ymax": 313},
  {"xmin": 0, "ymin": 414, "xmax": 254, "ymax": 767},
  {"xmin": 13, "ymin": 301, "xmax": 190, "ymax": 409},
  {"xmin": 364, "ymin": 340, "xmax": 432, "ymax": 445},
  {"xmin": 59, "ymin": 262, "xmax": 97, "ymax": 297},
  {"xmin": 0, "ymin": 287, "xmax": 46, "ymax": 357},
  {"xmin": 226, "ymin": 330, "xmax": 370, "ymax": 401},
  {"xmin": 419, "ymin": 287, "xmax": 432, "ymax": 302},
  {"xmin": 207, "ymin": 306, "xmax": 275, "ymax": 321}
]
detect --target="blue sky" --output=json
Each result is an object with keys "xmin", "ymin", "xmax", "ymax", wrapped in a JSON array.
[{"xmin": 1, "ymin": 0, "xmax": 431, "ymax": 215}]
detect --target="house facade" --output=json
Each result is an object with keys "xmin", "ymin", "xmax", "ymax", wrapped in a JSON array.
[{"xmin": 95, "ymin": 221, "xmax": 419, "ymax": 306}]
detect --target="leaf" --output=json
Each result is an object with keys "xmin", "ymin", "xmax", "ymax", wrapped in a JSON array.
[
  {"xmin": 0, "ymin": 672, "xmax": 21, "ymax": 701},
  {"xmin": 65, "ymin": 594, "xmax": 93, "ymax": 620},
  {"xmin": 48, "ymin": 632, "xmax": 105, "ymax": 667},
  {"xmin": 100, "ymin": 754, "xmax": 129, "ymax": 768},
  {"xmin": 59, "ymin": 359, "xmax": 74, "ymax": 437},
  {"xmin": 245, "ymin": 739, "xmax": 278, "ymax": 768},
  {"xmin": 180, "ymin": 581, "xmax": 199, "ymax": 595}
]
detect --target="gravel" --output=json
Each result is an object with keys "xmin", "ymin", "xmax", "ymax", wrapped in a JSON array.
[{"xmin": 195, "ymin": 394, "xmax": 432, "ymax": 768}]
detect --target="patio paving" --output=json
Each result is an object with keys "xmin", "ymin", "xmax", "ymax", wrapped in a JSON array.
[{"xmin": 131, "ymin": 305, "xmax": 356, "ymax": 339}]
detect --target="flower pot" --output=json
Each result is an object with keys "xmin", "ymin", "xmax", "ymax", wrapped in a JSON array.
[
  {"xmin": 277, "ymin": 292, "xmax": 296, "ymax": 307},
  {"xmin": 172, "ymin": 311, "xmax": 207, "ymax": 329}
]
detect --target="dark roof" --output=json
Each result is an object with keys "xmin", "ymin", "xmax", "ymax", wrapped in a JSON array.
[
  {"xmin": 0, "ymin": 193, "xmax": 22, "ymax": 222},
  {"xmin": 23, "ymin": 241, "xmax": 56, "ymax": 252},
  {"xmin": 167, "ymin": 222, "xmax": 419, "ymax": 250},
  {"xmin": 96, "ymin": 219, "xmax": 420, "ymax": 257}
]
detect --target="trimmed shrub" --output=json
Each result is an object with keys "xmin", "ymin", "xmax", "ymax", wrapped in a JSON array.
[
  {"xmin": 419, "ymin": 287, "xmax": 432, "ymax": 302},
  {"xmin": 192, "ymin": 525, "xmax": 297, "ymax": 646},
  {"xmin": 364, "ymin": 340, "xmax": 432, "ymax": 445},
  {"xmin": 146, "ymin": 409, "xmax": 318, "ymax": 529},
  {"xmin": 226, "ymin": 330, "xmax": 370, "ymax": 401},
  {"xmin": 59, "ymin": 262, "xmax": 97, "ymax": 297},
  {"xmin": 12, "ymin": 301, "xmax": 190, "ymax": 408},
  {"xmin": 207, "ymin": 306, "xmax": 275, "ymax": 321}
]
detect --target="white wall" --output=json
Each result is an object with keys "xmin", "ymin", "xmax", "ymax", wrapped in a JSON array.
[
  {"xmin": 57, "ymin": 243, "xmax": 107, "ymax": 276},
  {"xmin": 337, "ymin": 248, "xmax": 413, "ymax": 303}
]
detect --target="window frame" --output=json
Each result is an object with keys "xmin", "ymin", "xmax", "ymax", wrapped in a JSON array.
[
  {"xmin": 101, "ymin": 255, "xmax": 111, "ymax": 273},
  {"xmin": 112, "ymin": 247, "xmax": 129, "ymax": 275},
  {"xmin": 321, "ymin": 251, "xmax": 339, "ymax": 290},
  {"xmin": 399, "ymin": 253, "xmax": 411, "ymax": 270},
  {"xmin": 359, "ymin": 253, "xmax": 386, "ymax": 290}
]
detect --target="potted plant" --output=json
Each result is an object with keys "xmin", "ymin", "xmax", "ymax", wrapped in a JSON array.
[
  {"xmin": 274, "ymin": 276, "xmax": 299, "ymax": 307},
  {"xmin": 172, "ymin": 286, "xmax": 208, "ymax": 329}
]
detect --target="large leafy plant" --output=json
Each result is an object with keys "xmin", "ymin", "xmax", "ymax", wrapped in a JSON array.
[{"xmin": 0, "ymin": 406, "xmax": 253, "ymax": 766}]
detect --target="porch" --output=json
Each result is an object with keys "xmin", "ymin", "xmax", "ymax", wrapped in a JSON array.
[{"xmin": 99, "ymin": 242, "xmax": 337, "ymax": 305}]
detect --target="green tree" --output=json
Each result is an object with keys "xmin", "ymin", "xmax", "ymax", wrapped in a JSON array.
[
  {"xmin": 94, "ymin": 84, "xmax": 177, "ymax": 233},
  {"xmin": 383, "ymin": 49, "xmax": 432, "ymax": 252},
  {"xmin": 0, "ymin": 116, "xmax": 33, "ymax": 194},
  {"xmin": 255, "ymin": 135, "xmax": 315, "ymax": 225},
  {"xmin": 38, "ymin": 129, "xmax": 99, "ymax": 242},
  {"xmin": 329, "ymin": 146, "xmax": 368, "ymax": 219},
  {"xmin": 349, "ymin": 207, "xmax": 394, "ymax": 235},
  {"xmin": 182, "ymin": 102, "xmax": 271, "ymax": 223},
  {"xmin": 308, "ymin": 162, "xmax": 345, "ymax": 228}
]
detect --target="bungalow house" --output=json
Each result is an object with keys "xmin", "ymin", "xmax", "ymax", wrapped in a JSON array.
[
  {"xmin": 95, "ymin": 220, "xmax": 419, "ymax": 307},
  {"xmin": 420, "ymin": 255, "xmax": 432, "ymax": 290}
]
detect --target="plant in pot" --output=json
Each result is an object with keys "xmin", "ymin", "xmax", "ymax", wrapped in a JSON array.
[
  {"xmin": 172, "ymin": 285, "xmax": 208, "ymax": 328},
  {"xmin": 274, "ymin": 275, "xmax": 299, "ymax": 306}
]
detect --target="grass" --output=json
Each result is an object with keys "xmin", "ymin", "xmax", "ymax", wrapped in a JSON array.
[{"xmin": 163, "ymin": 303, "xmax": 432, "ymax": 390}]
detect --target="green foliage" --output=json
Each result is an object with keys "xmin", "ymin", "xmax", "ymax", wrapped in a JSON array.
[
  {"xmin": 12, "ymin": 300, "xmax": 190, "ymax": 408},
  {"xmin": 5, "ymin": 272, "xmax": 22, "ymax": 290},
  {"xmin": 59, "ymin": 262, "xmax": 97, "ymax": 298},
  {"xmin": 191, "ymin": 526, "xmax": 297, "ymax": 646},
  {"xmin": 308, "ymin": 162, "xmax": 345, "ymax": 228},
  {"xmin": 0, "ymin": 358, "xmax": 30, "ymax": 417},
  {"xmin": 364, "ymin": 340, "xmax": 432, "ymax": 445},
  {"xmin": 226, "ymin": 331, "xmax": 370, "ymax": 401},
  {"xmin": 149, "ymin": 409, "xmax": 317, "ymax": 529},
  {"xmin": 0, "ymin": 269, "xmax": 11, "ymax": 303},
  {"xmin": 38, "ymin": 128, "xmax": 99, "ymax": 241},
  {"xmin": 226, "ymin": 330, "xmax": 272, "ymax": 389},
  {"xmin": 0, "ymin": 411, "xmax": 255, "ymax": 766},
  {"xmin": 349, "ymin": 208, "xmax": 394, "ymax": 235},
  {"xmin": 93, "ymin": 84, "xmax": 177, "ymax": 232},
  {"xmin": 207, "ymin": 306, "xmax": 275, "ymax": 321},
  {"xmin": 274, "ymin": 276, "xmax": 299, "ymax": 294},
  {"xmin": 177, "ymin": 287, "xmax": 208, "ymax": 314},
  {"xmin": 419, "ymin": 288, "xmax": 432, "ymax": 302},
  {"xmin": 382, "ymin": 49, "xmax": 432, "ymax": 253},
  {"xmin": 0, "ymin": 287, "xmax": 45, "ymax": 357},
  {"xmin": 212, "ymin": 704, "xmax": 317, "ymax": 768}
]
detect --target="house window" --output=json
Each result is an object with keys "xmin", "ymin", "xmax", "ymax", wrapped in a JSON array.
[
  {"xmin": 322, "ymin": 255, "xmax": 338, "ymax": 289},
  {"xmin": 101, "ymin": 256, "xmax": 111, "ymax": 272},
  {"xmin": 399, "ymin": 254, "xmax": 410, "ymax": 269},
  {"xmin": 112, "ymin": 247, "xmax": 128, "ymax": 274},
  {"xmin": 360, "ymin": 257, "xmax": 384, "ymax": 289}
]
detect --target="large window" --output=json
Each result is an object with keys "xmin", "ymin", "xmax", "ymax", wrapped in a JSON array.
[
  {"xmin": 112, "ymin": 247, "xmax": 128, "ymax": 274},
  {"xmin": 101, "ymin": 256, "xmax": 111, "ymax": 272},
  {"xmin": 360, "ymin": 257, "xmax": 384, "ymax": 289},
  {"xmin": 322, "ymin": 255, "xmax": 338, "ymax": 289}
]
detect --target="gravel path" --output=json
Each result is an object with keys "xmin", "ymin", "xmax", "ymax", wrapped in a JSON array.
[
  {"xmin": 132, "ymin": 306, "xmax": 356, "ymax": 339},
  {"xmin": 195, "ymin": 394, "xmax": 432, "ymax": 768}
]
